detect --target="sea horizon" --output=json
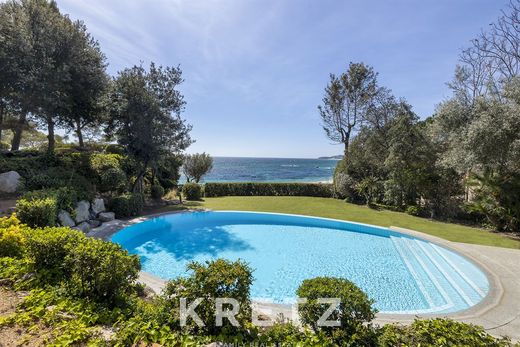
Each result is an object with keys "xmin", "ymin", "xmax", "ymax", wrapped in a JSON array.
[{"xmin": 181, "ymin": 157, "xmax": 339, "ymax": 183}]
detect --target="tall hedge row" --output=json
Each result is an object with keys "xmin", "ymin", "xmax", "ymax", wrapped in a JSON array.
[{"xmin": 204, "ymin": 182, "xmax": 333, "ymax": 198}]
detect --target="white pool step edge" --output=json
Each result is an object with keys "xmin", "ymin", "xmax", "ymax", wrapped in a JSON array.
[
  {"xmin": 430, "ymin": 243, "xmax": 487, "ymax": 298},
  {"xmin": 411, "ymin": 239, "xmax": 475, "ymax": 306},
  {"xmin": 390, "ymin": 236, "xmax": 454, "ymax": 313}
]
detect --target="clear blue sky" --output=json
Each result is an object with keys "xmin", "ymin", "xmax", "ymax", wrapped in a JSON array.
[{"xmin": 59, "ymin": 0, "xmax": 507, "ymax": 158}]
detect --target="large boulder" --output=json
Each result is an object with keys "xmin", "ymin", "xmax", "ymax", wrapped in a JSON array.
[
  {"xmin": 91, "ymin": 198, "xmax": 106, "ymax": 216},
  {"xmin": 73, "ymin": 221, "xmax": 91, "ymax": 233},
  {"xmin": 98, "ymin": 212, "xmax": 115, "ymax": 222},
  {"xmin": 74, "ymin": 200, "xmax": 91, "ymax": 224},
  {"xmin": 0, "ymin": 171, "xmax": 21, "ymax": 193},
  {"xmin": 58, "ymin": 210, "xmax": 75, "ymax": 227},
  {"xmin": 88, "ymin": 219, "xmax": 101, "ymax": 228}
]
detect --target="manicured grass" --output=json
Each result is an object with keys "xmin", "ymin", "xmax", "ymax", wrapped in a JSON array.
[{"xmin": 172, "ymin": 196, "xmax": 520, "ymax": 249}]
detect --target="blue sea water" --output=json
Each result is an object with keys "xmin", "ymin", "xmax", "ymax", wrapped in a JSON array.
[
  {"xmin": 184, "ymin": 157, "xmax": 339, "ymax": 183},
  {"xmin": 112, "ymin": 211, "xmax": 489, "ymax": 313}
]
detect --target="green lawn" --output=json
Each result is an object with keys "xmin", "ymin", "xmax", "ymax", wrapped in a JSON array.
[{"xmin": 165, "ymin": 196, "xmax": 520, "ymax": 249}]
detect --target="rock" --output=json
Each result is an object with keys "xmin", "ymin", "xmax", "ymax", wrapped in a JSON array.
[
  {"xmin": 91, "ymin": 198, "xmax": 106, "ymax": 215},
  {"xmin": 0, "ymin": 171, "xmax": 21, "ymax": 193},
  {"xmin": 58, "ymin": 210, "xmax": 75, "ymax": 227},
  {"xmin": 73, "ymin": 221, "xmax": 91, "ymax": 233},
  {"xmin": 74, "ymin": 200, "xmax": 90, "ymax": 223},
  {"xmin": 88, "ymin": 219, "xmax": 101, "ymax": 228},
  {"xmin": 98, "ymin": 212, "xmax": 115, "ymax": 222}
]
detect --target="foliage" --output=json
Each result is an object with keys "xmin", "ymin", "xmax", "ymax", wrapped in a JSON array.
[
  {"xmin": 23, "ymin": 226, "xmax": 85, "ymax": 281},
  {"xmin": 16, "ymin": 196, "xmax": 58, "ymax": 227},
  {"xmin": 204, "ymin": 182, "xmax": 333, "ymax": 198},
  {"xmin": 182, "ymin": 152, "xmax": 213, "ymax": 183},
  {"xmin": 106, "ymin": 63, "xmax": 192, "ymax": 192},
  {"xmin": 150, "ymin": 184, "xmax": 165, "ymax": 200},
  {"xmin": 0, "ymin": 214, "xmax": 26, "ymax": 258},
  {"xmin": 162, "ymin": 259, "xmax": 253, "ymax": 336},
  {"xmin": 182, "ymin": 182, "xmax": 203, "ymax": 200},
  {"xmin": 296, "ymin": 277, "xmax": 377, "ymax": 345},
  {"xmin": 379, "ymin": 318, "xmax": 515, "ymax": 347},
  {"xmin": 110, "ymin": 193, "xmax": 144, "ymax": 218},
  {"xmin": 65, "ymin": 237, "xmax": 140, "ymax": 306},
  {"xmin": 318, "ymin": 62, "xmax": 379, "ymax": 156}
]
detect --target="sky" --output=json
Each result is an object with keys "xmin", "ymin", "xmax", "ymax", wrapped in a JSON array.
[{"xmin": 58, "ymin": 0, "xmax": 508, "ymax": 158}]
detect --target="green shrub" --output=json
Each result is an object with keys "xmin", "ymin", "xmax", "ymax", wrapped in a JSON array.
[
  {"xmin": 296, "ymin": 277, "xmax": 377, "ymax": 345},
  {"xmin": 203, "ymin": 182, "xmax": 333, "ymax": 198},
  {"xmin": 405, "ymin": 205, "xmax": 420, "ymax": 216},
  {"xmin": 182, "ymin": 182, "xmax": 203, "ymax": 200},
  {"xmin": 65, "ymin": 237, "xmax": 140, "ymax": 306},
  {"xmin": 150, "ymin": 184, "xmax": 165, "ymax": 200},
  {"xmin": 23, "ymin": 227, "xmax": 85, "ymax": 280},
  {"xmin": 162, "ymin": 259, "xmax": 253, "ymax": 335},
  {"xmin": 110, "ymin": 193, "xmax": 144, "ymax": 218},
  {"xmin": 16, "ymin": 196, "xmax": 58, "ymax": 227},
  {"xmin": 0, "ymin": 215, "xmax": 26, "ymax": 258},
  {"xmin": 99, "ymin": 167, "xmax": 127, "ymax": 193},
  {"xmin": 379, "ymin": 318, "xmax": 514, "ymax": 347}
]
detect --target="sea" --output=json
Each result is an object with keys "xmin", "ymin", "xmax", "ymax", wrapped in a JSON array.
[{"xmin": 189, "ymin": 157, "xmax": 340, "ymax": 183}]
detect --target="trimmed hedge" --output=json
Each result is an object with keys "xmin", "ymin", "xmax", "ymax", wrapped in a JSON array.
[{"xmin": 204, "ymin": 182, "xmax": 333, "ymax": 198}]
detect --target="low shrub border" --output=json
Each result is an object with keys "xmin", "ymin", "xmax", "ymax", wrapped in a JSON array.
[{"xmin": 204, "ymin": 182, "xmax": 333, "ymax": 198}]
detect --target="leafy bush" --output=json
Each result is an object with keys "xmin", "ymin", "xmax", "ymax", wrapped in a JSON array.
[
  {"xmin": 204, "ymin": 182, "xmax": 333, "ymax": 198},
  {"xmin": 162, "ymin": 259, "xmax": 253, "ymax": 336},
  {"xmin": 182, "ymin": 182, "xmax": 203, "ymax": 200},
  {"xmin": 16, "ymin": 196, "xmax": 58, "ymax": 227},
  {"xmin": 0, "ymin": 215, "xmax": 26, "ymax": 258},
  {"xmin": 150, "ymin": 184, "xmax": 165, "ymax": 200},
  {"xmin": 296, "ymin": 277, "xmax": 377, "ymax": 345},
  {"xmin": 0, "ymin": 140, "xmax": 9, "ymax": 150},
  {"xmin": 99, "ymin": 167, "xmax": 127, "ymax": 193},
  {"xmin": 405, "ymin": 205, "xmax": 420, "ymax": 216},
  {"xmin": 90, "ymin": 153, "xmax": 127, "ymax": 193},
  {"xmin": 23, "ymin": 227, "xmax": 85, "ymax": 280},
  {"xmin": 110, "ymin": 193, "xmax": 144, "ymax": 218},
  {"xmin": 65, "ymin": 237, "xmax": 140, "ymax": 306},
  {"xmin": 379, "ymin": 318, "xmax": 515, "ymax": 347}
]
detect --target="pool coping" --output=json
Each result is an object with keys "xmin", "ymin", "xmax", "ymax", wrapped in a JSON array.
[{"xmin": 87, "ymin": 209, "xmax": 520, "ymax": 341}]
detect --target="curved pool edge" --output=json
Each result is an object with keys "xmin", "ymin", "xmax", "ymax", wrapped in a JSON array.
[{"xmin": 88, "ymin": 210, "xmax": 515, "ymax": 334}]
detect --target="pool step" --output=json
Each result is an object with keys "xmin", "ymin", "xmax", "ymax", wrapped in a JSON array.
[{"xmin": 390, "ymin": 236, "xmax": 486, "ymax": 313}]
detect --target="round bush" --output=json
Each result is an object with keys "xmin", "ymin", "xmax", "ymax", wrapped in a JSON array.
[
  {"xmin": 296, "ymin": 277, "xmax": 376, "ymax": 343},
  {"xmin": 110, "ymin": 193, "xmax": 144, "ymax": 218},
  {"xmin": 150, "ymin": 184, "xmax": 165, "ymax": 200},
  {"xmin": 182, "ymin": 182, "xmax": 203, "ymax": 200},
  {"xmin": 16, "ymin": 197, "xmax": 58, "ymax": 228},
  {"xmin": 23, "ymin": 227, "xmax": 85, "ymax": 280},
  {"xmin": 65, "ymin": 237, "xmax": 141, "ymax": 306}
]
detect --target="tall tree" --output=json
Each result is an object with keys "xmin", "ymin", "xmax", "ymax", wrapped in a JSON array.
[
  {"xmin": 319, "ymin": 62, "xmax": 379, "ymax": 157},
  {"xmin": 62, "ymin": 21, "xmax": 108, "ymax": 148},
  {"xmin": 107, "ymin": 63, "xmax": 192, "ymax": 192}
]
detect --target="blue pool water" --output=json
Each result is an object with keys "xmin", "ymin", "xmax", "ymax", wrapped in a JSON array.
[{"xmin": 111, "ymin": 211, "xmax": 489, "ymax": 314}]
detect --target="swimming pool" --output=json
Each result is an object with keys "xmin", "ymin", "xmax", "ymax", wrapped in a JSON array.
[{"xmin": 111, "ymin": 211, "xmax": 489, "ymax": 314}]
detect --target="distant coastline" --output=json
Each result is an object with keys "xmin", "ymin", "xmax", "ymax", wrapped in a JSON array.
[{"xmin": 317, "ymin": 155, "xmax": 343, "ymax": 160}]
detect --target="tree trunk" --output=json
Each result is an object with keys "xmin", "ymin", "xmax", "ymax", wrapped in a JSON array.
[
  {"xmin": 47, "ymin": 115, "xmax": 55, "ymax": 154},
  {"xmin": 132, "ymin": 161, "xmax": 149, "ymax": 193},
  {"xmin": 11, "ymin": 112, "xmax": 27, "ymax": 151},
  {"xmin": 0, "ymin": 103, "xmax": 4, "ymax": 142},
  {"xmin": 344, "ymin": 141, "xmax": 349, "ymax": 157},
  {"xmin": 75, "ymin": 119, "xmax": 84, "ymax": 148}
]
